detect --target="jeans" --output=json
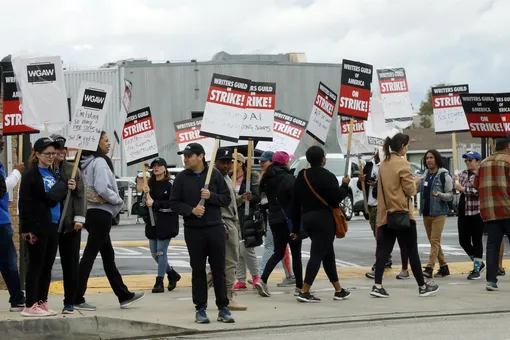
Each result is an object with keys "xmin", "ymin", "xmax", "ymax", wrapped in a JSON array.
[
  {"xmin": 486, "ymin": 219, "xmax": 510, "ymax": 284},
  {"xmin": 149, "ymin": 238, "xmax": 172, "ymax": 277},
  {"xmin": 458, "ymin": 214, "xmax": 484, "ymax": 260},
  {"xmin": 0, "ymin": 224, "xmax": 24, "ymax": 306},
  {"xmin": 59, "ymin": 229, "xmax": 82, "ymax": 306},
  {"xmin": 260, "ymin": 223, "xmax": 292, "ymax": 278}
]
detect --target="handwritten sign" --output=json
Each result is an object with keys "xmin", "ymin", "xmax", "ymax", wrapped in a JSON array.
[
  {"xmin": 200, "ymin": 73, "xmax": 251, "ymax": 142},
  {"xmin": 65, "ymin": 81, "xmax": 112, "ymax": 151},
  {"xmin": 123, "ymin": 107, "xmax": 159, "ymax": 166},
  {"xmin": 256, "ymin": 111, "xmax": 307, "ymax": 155},
  {"xmin": 432, "ymin": 84, "xmax": 470, "ymax": 134},
  {"xmin": 460, "ymin": 94, "xmax": 506, "ymax": 138},
  {"xmin": 306, "ymin": 82, "xmax": 337, "ymax": 145},
  {"xmin": 239, "ymin": 81, "xmax": 276, "ymax": 141},
  {"xmin": 377, "ymin": 68, "xmax": 414, "ymax": 128},
  {"xmin": 174, "ymin": 118, "xmax": 216, "ymax": 163}
]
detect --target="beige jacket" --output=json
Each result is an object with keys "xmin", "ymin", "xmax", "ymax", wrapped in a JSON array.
[{"xmin": 377, "ymin": 153, "xmax": 417, "ymax": 227}]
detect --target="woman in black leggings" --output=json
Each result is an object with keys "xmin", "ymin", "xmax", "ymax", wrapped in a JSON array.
[
  {"xmin": 291, "ymin": 146, "xmax": 351, "ymax": 302},
  {"xmin": 255, "ymin": 151, "xmax": 303, "ymax": 297}
]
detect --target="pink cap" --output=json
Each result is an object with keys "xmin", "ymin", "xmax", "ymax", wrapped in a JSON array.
[{"xmin": 272, "ymin": 151, "xmax": 295, "ymax": 165}]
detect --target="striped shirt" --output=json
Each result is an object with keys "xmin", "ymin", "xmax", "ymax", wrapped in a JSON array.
[
  {"xmin": 474, "ymin": 152, "xmax": 510, "ymax": 222},
  {"xmin": 458, "ymin": 170, "xmax": 479, "ymax": 216}
]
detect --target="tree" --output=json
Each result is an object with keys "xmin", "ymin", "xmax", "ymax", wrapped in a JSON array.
[{"xmin": 417, "ymin": 83, "xmax": 449, "ymax": 128}]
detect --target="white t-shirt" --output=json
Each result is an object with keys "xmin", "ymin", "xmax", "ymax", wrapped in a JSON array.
[{"xmin": 368, "ymin": 163, "xmax": 379, "ymax": 207}]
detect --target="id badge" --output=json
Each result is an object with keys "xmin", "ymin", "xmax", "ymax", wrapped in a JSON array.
[{"xmin": 424, "ymin": 181, "xmax": 429, "ymax": 187}]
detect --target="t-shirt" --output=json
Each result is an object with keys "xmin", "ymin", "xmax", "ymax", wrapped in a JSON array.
[
  {"xmin": 368, "ymin": 163, "xmax": 379, "ymax": 207},
  {"xmin": 422, "ymin": 172, "xmax": 437, "ymax": 217},
  {"xmin": 39, "ymin": 167, "xmax": 61, "ymax": 224}
]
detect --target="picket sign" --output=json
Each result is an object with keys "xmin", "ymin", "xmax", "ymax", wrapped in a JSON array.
[
  {"xmin": 111, "ymin": 79, "xmax": 133, "ymax": 158},
  {"xmin": 174, "ymin": 118, "xmax": 216, "ymax": 164}
]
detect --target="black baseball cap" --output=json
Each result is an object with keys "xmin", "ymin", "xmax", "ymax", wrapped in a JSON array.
[
  {"xmin": 50, "ymin": 134, "xmax": 67, "ymax": 149},
  {"xmin": 177, "ymin": 142, "xmax": 205, "ymax": 156},
  {"xmin": 150, "ymin": 157, "xmax": 168, "ymax": 168},
  {"xmin": 216, "ymin": 147, "xmax": 233, "ymax": 161},
  {"xmin": 33, "ymin": 137, "xmax": 59, "ymax": 153}
]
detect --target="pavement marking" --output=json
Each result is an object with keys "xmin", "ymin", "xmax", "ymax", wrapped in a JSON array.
[{"xmin": 79, "ymin": 239, "xmax": 186, "ymax": 248}]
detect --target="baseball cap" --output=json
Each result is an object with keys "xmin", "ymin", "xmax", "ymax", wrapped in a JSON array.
[
  {"xmin": 150, "ymin": 157, "xmax": 168, "ymax": 168},
  {"xmin": 177, "ymin": 142, "xmax": 205, "ymax": 156},
  {"xmin": 33, "ymin": 137, "xmax": 59, "ymax": 153},
  {"xmin": 216, "ymin": 147, "xmax": 234, "ymax": 161},
  {"xmin": 256, "ymin": 151, "xmax": 274, "ymax": 162},
  {"xmin": 272, "ymin": 151, "xmax": 295, "ymax": 165},
  {"xmin": 462, "ymin": 151, "xmax": 481, "ymax": 161},
  {"xmin": 50, "ymin": 134, "xmax": 66, "ymax": 149}
]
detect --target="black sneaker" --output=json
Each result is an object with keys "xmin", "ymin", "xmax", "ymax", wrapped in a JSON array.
[
  {"xmin": 333, "ymin": 289, "xmax": 351, "ymax": 300},
  {"xmin": 434, "ymin": 265, "xmax": 450, "ymax": 278},
  {"xmin": 467, "ymin": 271, "xmax": 481, "ymax": 280},
  {"xmin": 486, "ymin": 282, "xmax": 499, "ymax": 291},
  {"xmin": 480, "ymin": 262, "xmax": 486, "ymax": 273},
  {"xmin": 296, "ymin": 292, "xmax": 321, "ymax": 303},
  {"xmin": 423, "ymin": 267, "xmax": 433, "ymax": 278},
  {"xmin": 384, "ymin": 260, "xmax": 392, "ymax": 269},
  {"xmin": 419, "ymin": 282, "xmax": 439, "ymax": 297},
  {"xmin": 370, "ymin": 285, "xmax": 389, "ymax": 298},
  {"xmin": 498, "ymin": 267, "xmax": 505, "ymax": 276}
]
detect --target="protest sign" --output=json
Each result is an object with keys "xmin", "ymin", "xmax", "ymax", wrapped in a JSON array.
[
  {"xmin": 364, "ymin": 96, "xmax": 395, "ymax": 147},
  {"xmin": 377, "ymin": 68, "xmax": 413, "ymax": 128},
  {"xmin": 123, "ymin": 107, "xmax": 159, "ymax": 166},
  {"xmin": 112, "ymin": 79, "xmax": 133, "ymax": 154},
  {"xmin": 306, "ymin": 82, "xmax": 338, "ymax": 145},
  {"xmin": 256, "ymin": 110, "xmax": 307, "ymax": 155},
  {"xmin": 239, "ymin": 81, "xmax": 276, "ymax": 141},
  {"xmin": 200, "ymin": 73, "xmax": 251, "ymax": 142},
  {"xmin": 174, "ymin": 118, "xmax": 216, "ymax": 163},
  {"xmin": 495, "ymin": 93, "xmax": 510, "ymax": 133},
  {"xmin": 338, "ymin": 59, "xmax": 373, "ymax": 120},
  {"xmin": 11, "ymin": 55, "xmax": 68, "ymax": 132},
  {"xmin": 2, "ymin": 71, "xmax": 39, "ymax": 135},
  {"xmin": 460, "ymin": 94, "xmax": 506, "ymax": 138},
  {"xmin": 432, "ymin": 85, "xmax": 470, "ymax": 134},
  {"xmin": 337, "ymin": 116, "xmax": 374, "ymax": 155}
]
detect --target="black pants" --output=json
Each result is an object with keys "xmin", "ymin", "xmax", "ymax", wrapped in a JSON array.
[
  {"xmin": 25, "ymin": 229, "xmax": 59, "ymax": 307},
  {"xmin": 76, "ymin": 209, "xmax": 133, "ymax": 304},
  {"xmin": 458, "ymin": 214, "xmax": 484, "ymax": 259},
  {"xmin": 59, "ymin": 229, "xmax": 82, "ymax": 306},
  {"xmin": 375, "ymin": 229, "xmax": 409, "ymax": 270},
  {"xmin": 184, "ymin": 224, "xmax": 228, "ymax": 310},
  {"xmin": 303, "ymin": 211, "xmax": 338, "ymax": 285},
  {"xmin": 375, "ymin": 221, "xmax": 425, "ymax": 286},
  {"xmin": 261, "ymin": 223, "xmax": 303, "ymax": 289},
  {"xmin": 486, "ymin": 218, "xmax": 510, "ymax": 284}
]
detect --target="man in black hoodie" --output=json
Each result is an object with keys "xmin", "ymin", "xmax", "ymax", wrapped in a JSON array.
[{"xmin": 169, "ymin": 142, "xmax": 234, "ymax": 324}]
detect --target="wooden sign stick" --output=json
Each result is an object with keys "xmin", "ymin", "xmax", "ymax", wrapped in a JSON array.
[
  {"xmin": 197, "ymin": 138, "xmax": 220, "ymax": 218},
  {"xmin": 343, "ymin": 118, "xmax": 355, "ymax": 177},
  {"xmin": 142, "ymin": 162, "xmax": 156, "ymax": 226}
]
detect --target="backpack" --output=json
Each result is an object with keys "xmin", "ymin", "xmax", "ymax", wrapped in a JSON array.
[{"xmin": 439, "ymin": 172, "xmax": 455, "ymax": 212}]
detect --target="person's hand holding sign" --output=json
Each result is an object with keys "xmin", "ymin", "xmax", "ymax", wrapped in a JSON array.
[
  {"xmin": 201, "ymin": 188, "xmax": 211, "ymax": 200},
  {"xmin": 193, "ymin": 205, "xmax": 205, "ymax": 217}
]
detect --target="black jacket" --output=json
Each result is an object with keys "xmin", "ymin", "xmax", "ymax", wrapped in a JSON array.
[
  {"xmin": 144, "ymin": 179, "xmax": 179, "ymax": 239},
  {"xmin": 19, "ymin": 165, "xmax": 59, "ymax": 234},
  {"xmin": 357, "ymin": 161, "xmax": 378, "ymax": 201},
  {"xmin": 259, "ymin": 164, "xmax": 294, "ymax": 227},
  {"xmin": 237, "ymin": 171, "xmax": 261, "ymax": 223},
  {"xmin": 169, "ymin": 164, "xmax": 231, "ymax": 228},
  {"xmin": 291, "ymin": 167, "xmax": 349, "ymax": 233}
]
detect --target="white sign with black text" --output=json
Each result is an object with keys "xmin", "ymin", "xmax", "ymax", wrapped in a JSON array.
[{"xmin": 123, "ymin": 107, "xmax": 159, "ymax": 166}]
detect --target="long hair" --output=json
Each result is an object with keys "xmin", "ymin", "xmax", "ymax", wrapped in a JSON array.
[
  {"xmin": 81, "ymin": 131, "xmax": 114, "ymax": 173},
  {"xmin": 424, "ymin": 149, "xmax": 443, "ymax": 169},
  {"xmin": 148, "ymin": 167, "xmax": 170, "ymax": 186},
  {"xmin": 259, "ymin": 162, "xmax": 277, "ymax": 195},
  {"xmin": 382, "ymin": 133, "xmax": 410, "ymax": 161},
  {"xmin": 28, "ymin": 151, "xmax": 39, "ymax": 166}
]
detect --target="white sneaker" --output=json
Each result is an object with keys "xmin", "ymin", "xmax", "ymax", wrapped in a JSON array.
[
  {"xmin": 21, "ymin": 303, "xmax": 52, "ymax": 317},
  {"xmin": 39, "ymin": 301, "xmax": 57, "ymax": 316}
]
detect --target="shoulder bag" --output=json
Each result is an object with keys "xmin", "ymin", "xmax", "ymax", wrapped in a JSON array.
[{"xmin": 379, "ymin": 174, "xmax": 410, "ymax": 230}]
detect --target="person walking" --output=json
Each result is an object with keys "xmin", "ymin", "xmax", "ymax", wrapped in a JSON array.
[
  {"xmin": 370, "ymin": 133, "xmax": 439, "ymax": 298},
  {"xmin": 19, "ymin": 137, "xmax": 63, "ymax": 316},
  {"xmin": 474, "ymin": 137, "xmax": 510, "ymax": 291},
  {"xmin": 141, "ymin": 157, "xmax": 181, "ymax": 293},
  {"xmin": 416, "ymin": 149, "xmax": 453, "ymax": 278},
  {"xmin": 51, "ymin": 135, "xmax": 87, "ymax": 314},
  {"xmin": 0, "ymin": 130, "xmax": 26, "ymax": 312},
  {"xmin": 256, "ymin": 151, "xmax": 303, "ymax": 297},
  {"xmin": 455, "ymin": 151, "xmax": 485, "ymax": 280},
  {"xmin": 291, "ymin": 146, "xmax": 351, "ymax": 302},
  {"xmin": 169, "ymin": 142, "xmax": 234, "ymax": 324},
  {"xmin": 76, "ymin": 131, "xmax": 145, "ymax": 311}
]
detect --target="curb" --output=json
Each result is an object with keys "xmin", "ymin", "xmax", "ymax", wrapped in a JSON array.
[{"xmin": 80, "ymin": 239, "xmax": 187, "ymax": 248}]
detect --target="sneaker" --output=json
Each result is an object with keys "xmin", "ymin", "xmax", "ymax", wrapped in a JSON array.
[
  {"xmin": 384, "ymin": 260, "xmax": 392, "ymax": 269},
  {"xmin": 434, "ymin": 265, "xmax": 450, "ymax": 278},
  {"xmin": 419, "ymin": 282, "xmax": 439, "ymax": 297},
  {"xmin": 255, "ymin": 281, "xmax": 271, "ymax": 297},
  {"xmin": 294, "ymin": 287, "xmax": 301, "ymax": 296},
  {"xmin": 480, "ymin": 262, "xmax": 486, "ymax": 273},
  {"xmin": 247, "ymin": 278, "xmax": 253, "ymax": 285},
  {"xmin": 252, "ymin": 276, "xmax": 261, "ymax": 289},
  {"xmin": 423, "ymin": 267, "xmax": 433, "ymax": 279},
  {"xmin": 467, "ymin": 271, "xmax": 481, "ymax": 280},
  {"xmin": 486, "ymin": 282, "xmax": 499, "ymax": 291},
  {"xmin": 365, "ymin": 270, "xmax": 375, "ymax": 279},
  {"xmin": 396, "ymin": 270, "xmax": 410, "ymax": 280},
  {"xmin": 333, "ymin": 289, "xmax": 351, "ymax": 300},
  {"xmin": 62, "ymin": 305, "xmax": 75, "ymax": 314},
  {"xmin": 498, "ymin": 267, "xmax": 505, "ymax": 276},
  {"xmin": 21, "ymin": 303, "xmax": 51, "ymax": 317},
  {"xmin": 9, "ymin": 303, "xmax": 25, "ymax": 312},
  {"xmin": 195, "ymin": 308, "xmax": 210, "ymax": 324},
  {"xmin": 232, "ymin": 281, "xmax": 247, "ymax": 291},
  {"xmin": 370, "ymin": 285, "xmax": 389, "ymax": 298},
  {"xmin": 39, "ymin": 301, "xmax": 57, "ymax": 316},
  {"xmin": 75, "ymin": 302, "xmax": 96, "ymax": 311},
  {"xmin": 297, "ymin": 291, "xmax": 321, "ymax": 303},
  {"xmin": 120, "ymin": 292, "xmax": 145, "ymax": 309},
  {"xmin": 217, "ymin": 307, "xmax": 235, "ymax": 323},
  {"xmin": 277, "ymin": 277, "xmax": 296, "ymax": 287}
]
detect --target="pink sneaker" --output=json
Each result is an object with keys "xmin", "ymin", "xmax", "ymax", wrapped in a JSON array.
[
  {"xmin": 39, "ymin": 301, "xmax": 57, "ymax": 316},
  {"xmin": 232, "ymin": 281, "xmax": 247, "ymax": 291},
  {"xmin": 252, "ymin": 276, "xmax": 261, "ymax": 289},
  {"xmin": 21, "ymin": 303, "xmax": 51, "ymax": 317}
]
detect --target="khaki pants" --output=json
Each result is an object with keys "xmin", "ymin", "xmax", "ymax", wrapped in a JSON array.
[
  {"xmin": 224, "ymin": 220, "xmax": 240, "ymax": 293},
  {"xmin": 423, "ymin": 216, "xmax": 447, "ymax": 268}
]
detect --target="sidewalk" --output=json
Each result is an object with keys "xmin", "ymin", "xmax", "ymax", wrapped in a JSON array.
[{"xmin": 3, "ymin": 274, "xmax": 510, "ymax": 339}]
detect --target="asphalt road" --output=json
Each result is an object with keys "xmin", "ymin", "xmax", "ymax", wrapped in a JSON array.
[{"xmin": 51, "ymin": 214, "xmax": 497, "ymax": 281}]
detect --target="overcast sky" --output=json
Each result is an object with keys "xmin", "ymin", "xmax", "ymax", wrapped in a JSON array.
[{"xmin": 2, "ymin": 0, "xmax": 507, "ymax": 107}]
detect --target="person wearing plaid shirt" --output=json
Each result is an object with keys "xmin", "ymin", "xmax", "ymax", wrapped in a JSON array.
[
  {"xmin": 454, "ymin": 151, "xmax": 485, "ymax": 280},
  {"xmin": 474, "ymin": 138, "xmax": 510, "ymax": 292}
]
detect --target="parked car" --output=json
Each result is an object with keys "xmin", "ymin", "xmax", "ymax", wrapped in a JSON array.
[
  {"xmin": 114, "ymin": 177, "xmax": 136, "ymax": 225},
  {"xmin": 290, "ymin": 154, "xmax": 364, "ymax": 221}
]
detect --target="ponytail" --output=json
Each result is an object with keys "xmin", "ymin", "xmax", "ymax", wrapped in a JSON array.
[
  {"xmin": 28, "ymin": 151, "xmax": 38, "ymax": 165},
  {"xmin": 383, "ymin": 133, "xmax": 410, "ymax": 161},
  {"xmin": 383, "ymin": 137, "xmax": 392, "ymax": 161}
]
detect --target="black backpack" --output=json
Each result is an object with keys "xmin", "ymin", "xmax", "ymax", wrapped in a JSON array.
[{"xmin": 439, "ymin": 171, "xmax": 455, "ymax": 213}]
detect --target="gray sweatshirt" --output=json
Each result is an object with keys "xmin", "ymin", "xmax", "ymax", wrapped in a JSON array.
[
  {"xmin": 221, "ymin": 173, "xmax": 241, "ymax": 224},
  {"xmin": 80, "ymin": 155, "xmax": 123, "ymax": 217}
]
